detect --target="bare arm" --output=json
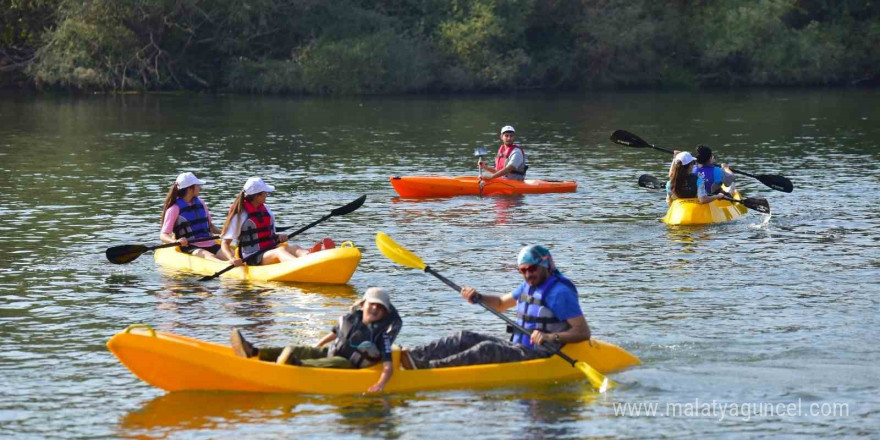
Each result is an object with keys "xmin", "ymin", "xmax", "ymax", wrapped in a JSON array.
[
  {"xmin": 315, "ymin": 331, "xmax": 336, "ymax": 347},
  {"xmin": 461, "ymin": 287, "xmax": 516, "ymax": 312},
  {"xmin": 530, "ymin": 315, "xmax": 591, "ymax": 346},
  {"xmin": 366, "ymin": 361, "xmax": 393, "ymax": 394}
]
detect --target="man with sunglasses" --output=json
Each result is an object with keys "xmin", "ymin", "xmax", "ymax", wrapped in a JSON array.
[{"xmin": 402, "ymin": 245, "xmax": 590, "ymax": 369}]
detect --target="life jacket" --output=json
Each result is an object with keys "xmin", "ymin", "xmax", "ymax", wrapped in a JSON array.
[
  {"xmin": 172, "ymin": 197, "xmax": 211, "ymax": 241},
  {"xmin": 671, "ymin": 174, "xmax": 699, "ymax": 199},
  {"xmin": 237, "ymin": 200, "xmax": 277, "ymax": 258},
  {"xmin": 511, "ymin": 274, "xmax": 575, "ymax": 348},
  {"xmin": 327, "ymin": 306, "xmax": 403, "ymax": 368},
  {"xmin": 495, "ymin": 144, "xmax": 528, "ymax": 179},
  {"xmin": 694, "ymin": 165, "xmax": 719, "ymax": 194}
]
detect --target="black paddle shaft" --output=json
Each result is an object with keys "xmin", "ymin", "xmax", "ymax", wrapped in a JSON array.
[
  {"xmin": 198, "ymin": 195, "xmax": 366, "ymax": 281},
  {"xmin": 611, "ymin": 130, "xmax": 793, "ymax": 192},
  {"xmin": 422, "ymin": 266, "xmax": 577, "ymax": 367}
]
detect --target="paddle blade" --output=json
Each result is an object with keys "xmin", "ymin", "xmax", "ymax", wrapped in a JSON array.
[
  {"xmin": 757, "ymin": 174, "xmax": 793, "ymax": 193},
  {"xmin": 331, "ymin": 195, "xmax": 367, "ymax": 217},
  {"xmin": 575, "ymin": 361, "xmax": 616, "ymax": 392},
  {"xmin": 375, "ymin": 232, "xmax": 426, "ymax": 270},
  {"xmin": 610, "ymin": 130, "xmax": 651, "ymax": 149},
  {"xmin": 743, "ymin": 197, "xmax": 771, "ymax": 214},
  {"xmin": 638, "ymin": 174, "xmax": 664, "ymax": 190},
  {"xmin": 106, "ymin": 245, "xmax": 149, "ymax": 264}
]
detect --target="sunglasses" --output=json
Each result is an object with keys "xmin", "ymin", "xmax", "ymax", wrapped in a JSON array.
[{"xmin": 518, "ymin": 264, "xmax": 540, "ymax": 275}]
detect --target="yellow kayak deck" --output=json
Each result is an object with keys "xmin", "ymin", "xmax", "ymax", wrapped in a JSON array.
[
  {"xmin": 154, "ymin": 242, "xmax": 361, "ymax": 283},
  {"xmin": 662, "ymin": 189, "xmax": 749, "ymax": 225},
  {"xmin": 108, "ymin": 326, "xmax": 641, "ymax": 395}
]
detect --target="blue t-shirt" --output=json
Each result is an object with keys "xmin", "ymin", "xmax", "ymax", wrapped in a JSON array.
[{"xmin": 512, "ymin": 275, "xmax": 584, "ymax": 323}]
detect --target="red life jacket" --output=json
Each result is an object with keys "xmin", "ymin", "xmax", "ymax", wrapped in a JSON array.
[
  {"xmin": 238, "ymin": 200, "xmax": 276, "ymax": 258},
  {"xmin": 495, "ymin": 144, "xmax": 527, "ymax": 178}
]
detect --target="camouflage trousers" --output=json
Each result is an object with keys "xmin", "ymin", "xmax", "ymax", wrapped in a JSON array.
[
  {"xmin": 258, "ymin": 345, "xmax": 353, "ymax": 368},
  {"xmin": 406, "ymin": 330, "xmax": 551, "ymax": 369}
]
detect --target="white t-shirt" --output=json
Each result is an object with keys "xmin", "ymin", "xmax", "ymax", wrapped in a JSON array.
[{"xmin": 221, "ymin": 205, "xmax": 277, "ymax": 243}]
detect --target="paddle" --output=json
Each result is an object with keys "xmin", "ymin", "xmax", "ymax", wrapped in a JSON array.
[
  {"xmin": 198, "ymin": 195, "xmax": 367, "ymax": 282},
  {"xmin": 375, "ymin": 231, "xmax": 614, "ymax": 392},
  {"xmin": 106, "ymin": 236, "xmax": 221, "ymax": 264},
  {"xmin": 638, "ymin": 174, "xmax": 771, "ymax": 214},
  {"xmin": 611, "ymin": 130, "xmax": 793, "ymax": 193},
  {"xmin": 474, "ymin": 147, "xmax": 488, "ymax": 197}
]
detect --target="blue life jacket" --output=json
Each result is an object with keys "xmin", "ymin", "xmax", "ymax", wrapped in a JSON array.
[
  {"xmin": 173, "ymin": 197, "xmax": 211, "ymax": 240},
  {"xmin": 512, "ymin": 274, "xmax": 574, "ymax": 348},
  {"xmin": 694, "ymin": 165, "xmax": 720, "ymax": 194}
]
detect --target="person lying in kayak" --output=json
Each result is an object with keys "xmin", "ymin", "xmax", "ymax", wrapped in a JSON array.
[
  {"xmin": 478, "ymin": 125, "xmax": 528, "ymax": 181},
  {"xmin": 402, "ymin": 245, "xmax": 590, "ymax": 369},
  {"xmin": 230, "ymin": 287, "xmax": 402, "ymax": 393},
  {"xmin": 219, "ymin": 177, "xmax": 328, "ymax": 266},
  {"xmin": 666, "ymin": 151, "xmax": 727, "ymax": 206},
  {"xmin": 159, "ymin": 172, "xmax": 227, "ymax": 261}
]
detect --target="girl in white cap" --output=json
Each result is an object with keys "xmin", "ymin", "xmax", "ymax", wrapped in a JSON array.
[
  {"xmin": 159, "ymin": 172, "xmax": 226, "ymax": 261},
  {"xmin": 230, "ymin": 287, "xmax": 402, "ymax": 393},
  {"xmin": 477, "ymin": 125, "xmax": 528, "ymax": 181},
  {"xmin": 219, "ymin": 177, "xmax": 311, "ymax": 266}
]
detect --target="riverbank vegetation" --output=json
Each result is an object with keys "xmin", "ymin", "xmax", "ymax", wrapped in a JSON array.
[{"xmin": 2, "ymin": 0, "xmax": 877, "ymax": 93}]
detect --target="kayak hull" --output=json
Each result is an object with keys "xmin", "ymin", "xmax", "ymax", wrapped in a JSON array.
[
  {"xmin": 108, "ymin": 326, "xmax": 640, "ymax": 395},
  {"xmin": 390, "ymin": 175, "xmax": 577, "ymax": 198},
  {"xmin": 154, "ymin": 242, "xmax": 361, "ymax": 284},
  {"xmin": 662, "ymin": 190, "xmax": 749, "ymax": 225}
]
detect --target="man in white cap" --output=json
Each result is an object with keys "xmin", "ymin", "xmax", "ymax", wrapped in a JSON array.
[
  {"xmin": 478, "ymin": 125, "xmax": 528, "ymax": 181},
  {"xmin": 230, "ymin": 287, "xmax": 402, "ymax": 393}
]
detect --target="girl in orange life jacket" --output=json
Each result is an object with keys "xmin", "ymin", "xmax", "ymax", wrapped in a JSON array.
[
  {"xmin": 478, "ymin": 125, "xmax": 528, "ymax": 181},
  {"xmin": 219, "ymin": 177, "xmax": 310, "ymax": 267},
  {"xmin": 666, "ymin": 152, "xmax": 726, "ymax": 206},
  {"xmin": 159, "ymin": 172, "xmax": 226, "ymax": 261}
]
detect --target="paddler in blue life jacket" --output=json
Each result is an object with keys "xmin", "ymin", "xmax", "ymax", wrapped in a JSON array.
[
  {"xmin": 478, "ymin": 125, "xmax": 528, "ymax": 181},
  {"xmin": 693, "ymin": 145, "xmax": 736, "ymax": 194},
  {"xmin": 401, "ymin": 246, "xmax": 590, "ymax": 369},
  {"xmin": 159, "ymin": 172, "xmax": 226, "ymax": 261},
  {"xmin": 666, "ymin": 151, "xmax": 726, "ymax": 206},
  {"xmin": 231, "ymin": 288, "xmax": 403, "ymax": 394}
]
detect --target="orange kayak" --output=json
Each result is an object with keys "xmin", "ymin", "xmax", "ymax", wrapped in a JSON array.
[{"xmin": 390, "ymin": 176, "xmax": 577, "ymax": 198}]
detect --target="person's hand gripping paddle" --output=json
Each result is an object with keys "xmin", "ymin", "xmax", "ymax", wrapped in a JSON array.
[
  {"xmin": 474, "ymin": 147, "xmax": 489, "ymax": 198},
  {"xmin": 375, "ymin": 232, "xmax": 615, "ymax": 392}
]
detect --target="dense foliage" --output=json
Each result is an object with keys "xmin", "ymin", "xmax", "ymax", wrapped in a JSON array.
[{"xmin": 2, "ymin": 0, "xmax": 877, "ymax": 93}]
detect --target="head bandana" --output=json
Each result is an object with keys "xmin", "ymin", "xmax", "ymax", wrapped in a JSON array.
[{"xmin": 517, "ymin": 245, "xmax": 561, "ymax": 276}]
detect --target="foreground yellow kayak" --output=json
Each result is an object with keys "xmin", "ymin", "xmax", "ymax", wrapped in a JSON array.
[
  {"xmin": 662, "ymin": 189, "xmax": 749, "ymax": 225},
  {"xmin": 154, "ymin": 242, "xmax": 361, "ymax": 283},
  {"xmin": 108, "ymin": 325, "xmax": 640, "ymax": 395}
]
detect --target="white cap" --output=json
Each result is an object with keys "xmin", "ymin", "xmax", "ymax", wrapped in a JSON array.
[
  {"xmin": 243, "ymin": 177, "xmax": 275, "ymax": 196},
  {"xmin": 175, "ymin": 172, "xmax": 205, "ymax": 190},
  {"xmin": 675, "ymin": 151, "xmax": 695, "ymax": 166},
  {"xmin": 363, "ymin": 287, "xmax": 391, "ymax": 310},
  {"xmin": 500, "ymin": 125, "xmax": 515, "ymax": 134}
]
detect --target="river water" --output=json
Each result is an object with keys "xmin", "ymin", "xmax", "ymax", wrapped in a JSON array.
[{"xmin": 1, "ymin": 90, "xmax": 877, "ymax": 439}]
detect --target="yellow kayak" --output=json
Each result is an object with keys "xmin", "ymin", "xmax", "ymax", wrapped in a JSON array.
[
  {"xmin": 153, "ymin": 241, "xmax": 361, "ymax": 284},
  {"xmin": 108, "ymin": 325, "xmax": 641, "ymax": 395},
  {"xmin": 662, "ymin": 189, "xmax": 749, "ymax": 225}
]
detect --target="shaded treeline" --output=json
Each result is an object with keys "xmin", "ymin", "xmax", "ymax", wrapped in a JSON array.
[{"xmin": 2, "ymin": 0, "xmax": 878, "ymax": 94}]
